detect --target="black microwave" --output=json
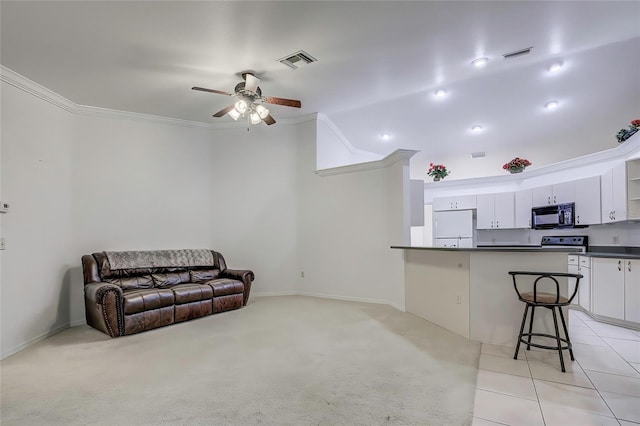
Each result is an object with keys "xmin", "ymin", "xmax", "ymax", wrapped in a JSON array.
[{"xmin": 531, "ymin": 203, "xmax": 575, "ymax": 229}]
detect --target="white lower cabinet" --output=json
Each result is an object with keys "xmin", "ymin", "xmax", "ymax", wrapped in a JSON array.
[
  {"xmin": 624, "ymin": 259, "xmax": 640, "ymax": 323},
  {"xmin": 592, "ymin": 258, "xmax": 626, "ymax": 320},
  {"xmin": 568, "ymin": 255, "xmax": 591, "ymax": 310}
]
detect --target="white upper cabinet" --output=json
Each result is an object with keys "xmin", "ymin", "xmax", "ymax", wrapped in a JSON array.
[
  {"xmin": 532, "ymin": 182, "xmax": 574, "ymax": 207},
  {"xmin": 601, "ymin": 162, "xmax": 627, "ymax": 223},
  {"xmin": 574, "ymin": 176, "xmax": 602, "ymax": 225},
  {"xmin": 514, "ymin": 189, "xmax": 533, "ymax": 229},
  {"xmin": 476, "ymin": 192, "xmax": 515, "ymax": 229},
  {"xmin": 432, "ymin": 195, "xmax": 477, "ymax": 211}
]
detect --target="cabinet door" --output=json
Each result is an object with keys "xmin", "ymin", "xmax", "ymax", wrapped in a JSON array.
[
  {"xmin": 611, "ymin": 162, "xmax": 627, "ymax": 222},
  {"xmin": 625, "ymin": 259, "xmax": 640, "ymax": 323},
  {"xmin": 592, "ymin": 258, "xmax": 625, "ymax": 320},
  {"xmin": 476, "ymin": 194, "xmax": 495, "ymax": 229},
  {"xmin": 552, "ymin": 181, "xmax": 575, "ymax": 205},
  {"xmin": 494, "ymin": 192, "xmax": 515, "ymax": 229},
  {"xmin": 567, "ymin": 263, "xmax": 580, "ymax": 305},
  {"xmin": 515, "ymin": 189, "xmax": 533, "ymax": 228},
  {"xmin": 432, "ymin": 197, "xmax": 452, "ymax": 211},
  {"xmin": 532, "ymin": 186, "xmax": 553, "ymax": 207},
  {"xmin": 454, "ymin": 195, "xmax": 477, "ymax": 210},
  {"xmin": 574, "ymin": 176, "xmax": 601, "ymax": 225},
  {"xmin": 601, "ymin": 169, "xmax": 614, "ymax": 223},
  {"xmin": 578, "ymin": 267, "xmax": 591, "ymax": 311}
]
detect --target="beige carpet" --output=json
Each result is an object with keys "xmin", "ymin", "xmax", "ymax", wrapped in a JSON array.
[{"xmin": 1, "ymin": 296, "xmax": 480, "ymax": 425}]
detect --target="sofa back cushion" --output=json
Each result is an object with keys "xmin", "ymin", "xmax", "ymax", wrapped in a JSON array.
[
  {"xmin": 105, "ymin": 275, "xmax": 154, "ymax": 291},
  {"xmin": 190, "ymin": 269, "xmax": 221, "ymax": 283},
  {"xmin": 152, "ymin": 272, "xmax": 191, "ymax": 288}
]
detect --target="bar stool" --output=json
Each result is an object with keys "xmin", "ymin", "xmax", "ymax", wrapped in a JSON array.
[{"xmin": 510, "ymin": 271, "xmax": 582, "ymax": 372}]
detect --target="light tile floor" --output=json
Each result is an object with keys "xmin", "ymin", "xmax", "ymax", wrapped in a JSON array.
[{"xmin": 472, "ymin": 309, "xmax": 640, "ymax": 426}]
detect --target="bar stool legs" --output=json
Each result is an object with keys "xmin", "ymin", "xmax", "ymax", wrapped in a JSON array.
[{"xmin": 513, "ymin": 304, "xmax": 574, "ymax": 372}]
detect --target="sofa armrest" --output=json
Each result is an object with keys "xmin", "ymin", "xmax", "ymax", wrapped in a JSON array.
[
  {"xmin": 84, "ymin": 282, "xmax": 124, "ymax": 337},
  {"xmin": 220, "ymin": 269, "xmax": 255, "ymax": 306}
]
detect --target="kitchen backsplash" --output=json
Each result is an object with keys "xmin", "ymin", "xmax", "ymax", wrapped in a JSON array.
[{"xmin": 476, "ymin": 221, "xmax": 640, "ymax": 247}]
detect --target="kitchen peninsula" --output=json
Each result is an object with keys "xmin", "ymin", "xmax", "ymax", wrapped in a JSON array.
[{"xmin": 391, "ymin": 246, "xmax": 582, "ymax": 346}]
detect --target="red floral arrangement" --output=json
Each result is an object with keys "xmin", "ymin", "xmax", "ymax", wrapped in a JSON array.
[
  {"xmin": 427, "ymin": 163, "xmax": 449, "ymax": 179},
  {"xmin": 617, "ymin": 118, "xmax": 640, "ymax": 142},
  {"xmin": 503, "ymin": 157, "xmax": 531, "ymax": 172},
  {"xmin": 632, "ymin": 119, "xmax": 640, "ymax": 127}
]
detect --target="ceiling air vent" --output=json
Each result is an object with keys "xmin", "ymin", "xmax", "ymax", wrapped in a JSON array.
[
  {"xmin": 471, "ymin": 152, "xmax": 486, "ymax": 158},
  {"xmin": 503, "ymin": 47, "xmax": 533, "ymax": 59},
  {"xmin": 279, "ymin": 50, "xmax": 318, "ymax": 69}
]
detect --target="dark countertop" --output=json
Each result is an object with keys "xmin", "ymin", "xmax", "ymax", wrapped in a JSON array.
[
  {"xmin": 390, "ymin": 246, "xmax": 583, "ymax": 253},
  {"xmin": 574, "ymin": 252, "xmax": 640, "ymax": 260}
]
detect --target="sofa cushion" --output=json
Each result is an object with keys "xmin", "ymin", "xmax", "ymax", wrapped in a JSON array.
[
  {"xmin": 206, "ymin": 279, "xmax": 244, "ymax": 297},
  {"xmin": 123, "ymin": 288, "xmax": 175, "ymax": 315},
  {"xmin": 152, "ymin": 272, "xmax": 190, "ymax": 288},
  {"xmin": 105, "ymin": 275, "xmax": 154, "ymax": 291},
  {"xmin": 190, "ymin": 269, "xmax": 220, "ymax": 283},
  {"xmin": 171, "ymin": 283, "xmax": 214, "ymax": 304}
]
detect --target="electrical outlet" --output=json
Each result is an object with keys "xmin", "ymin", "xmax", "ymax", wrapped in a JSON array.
[
  {"xmin": 612, "ymin": 235, "xmax": 619, "ymax": 244},
  {"xmin": 300, "ymin": 271, "xmax": 305, "ymax": 278},
  {"xmin": 0, "ymin": 202, "xmax": 8, "ymax": 214},
  {"xmin": 0, "ymin": 238, "xmax": 5, "ymax": 250},
  {"xmin": 456, "ymin": 295, "xmax": 461, "ymax": 304}
]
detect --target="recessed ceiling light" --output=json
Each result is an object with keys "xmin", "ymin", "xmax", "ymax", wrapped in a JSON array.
[
  {"xmin": 380, "ymin": 133, "xmax": 391, "ymax": 141},
  {"xmin": 471, "ymin": 125, "xmax": 483, "ymax": 133},
  {"xmin": 548, "ymin": 62, "xmax": 563, "ymax": 73},
  {"xmin": 434, "ymin": 88, "xmax": 447, "ymax": 98},
  {"xmin": 545, "ymin": 100, "xmax": 559, "ymax": 110},
  {"xmin": 472, "ymin": 57, "xmax": 489, "ymax": 68}
]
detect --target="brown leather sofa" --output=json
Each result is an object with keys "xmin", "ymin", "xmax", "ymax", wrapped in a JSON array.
[{"xmin": 81, "ymin": 249, "xmax": 254, "ymax": 337}]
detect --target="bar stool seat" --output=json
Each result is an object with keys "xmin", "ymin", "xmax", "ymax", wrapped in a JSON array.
[{"xmin": 510, "ymin": 271, "xmax": 582, "ymax": 372}]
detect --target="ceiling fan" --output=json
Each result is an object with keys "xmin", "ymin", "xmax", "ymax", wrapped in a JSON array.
[{"xmin": 192, "ymin": 72, "xmax": 301, "ymax": 126}]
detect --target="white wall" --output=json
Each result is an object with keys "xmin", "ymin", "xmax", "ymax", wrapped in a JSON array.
[
  {"xmin": 1, "ymin": 81, "xmax": 75, "ymax": 357},
  {"xmin": 296, "ymin": 132, "xmax": 409, "ymax": 310}
]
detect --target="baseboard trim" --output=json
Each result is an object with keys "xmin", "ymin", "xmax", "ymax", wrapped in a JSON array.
[
  {"xmin": 1, "ymin": 323, "xmax": 70, "ymax": 360},
  {"xmin": 295, "ymin": 291, "xmax": 405, "ymax": 312}
]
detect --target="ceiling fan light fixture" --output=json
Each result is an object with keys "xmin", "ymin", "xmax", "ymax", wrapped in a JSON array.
[
  {"xmin": 471, "ymin": 125, "xmax": 483, "ymax": 133},
  {"xmin": 234, "ymin": 100, "xmax": 248, "ymax": 114},
  {"xmin": 256, "ymin": 104, "xmax": 270, "ymax": 119},
  {"xmin": 250, "ymin": 111, "xmax": 262, "ymax": 125},
  {"xmin": 228, "ymin": 108, "xmax": 241, "ymax": 121}
]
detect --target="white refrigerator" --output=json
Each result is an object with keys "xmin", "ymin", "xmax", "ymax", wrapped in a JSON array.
[{"xmin": 433, "ymin": 210, "xmax": 474, "ymax": 248}]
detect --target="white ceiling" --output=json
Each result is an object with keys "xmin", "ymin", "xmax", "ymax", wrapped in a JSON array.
[{"xmin": 2, "ymin": 1, "xmax": 639, "ymax": 179}]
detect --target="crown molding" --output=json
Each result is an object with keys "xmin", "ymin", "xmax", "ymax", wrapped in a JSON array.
[
  {"xmin": 1, "ymin": 65, "xmax": 318, "ymax": 130},
  {"xmin": 316, "ymin": 149, "xmax": 419, "ymax": 177}
]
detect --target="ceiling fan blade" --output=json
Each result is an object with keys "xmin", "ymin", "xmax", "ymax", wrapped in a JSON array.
[
  {"xmin": 263, "ymin": 114, "xmax": 276, "ymax": 125},
  {"xmin": 244, "ymin": 73, "xmax": 260, "ymax": 93},
  {"xmin": 264, "ymin": 97, "xmax": 302, "ymax": 108},
  {"xmin": 213, "ymin": 104, "xmax": 235, "ymax": 117},
  {"xmin": 192, "ymin": 86, "xmax": 233, "ymax": 96}
]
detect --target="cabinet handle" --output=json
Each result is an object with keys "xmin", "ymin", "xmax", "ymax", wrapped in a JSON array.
[
  {"xmin": 576, "ymin": 215, "xmax": 580, "ymax": 224},
  {"xmin": 629, "ymin": 261, "xmax": 632, "ymax": 272},
  {"xmin": 618, "ymin": 260, "xmax": 622, "ymax": 271},
  {"xmin": 553, "ymin": 195, "xmax": 557, "ymax": 204},
  {"xmin": 548, "ymin": 196, "xmax": 551, "ymax": 204},
  {"xmin": 496, "ymin": 221, "xmax": 499, "ymax": 228}
]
